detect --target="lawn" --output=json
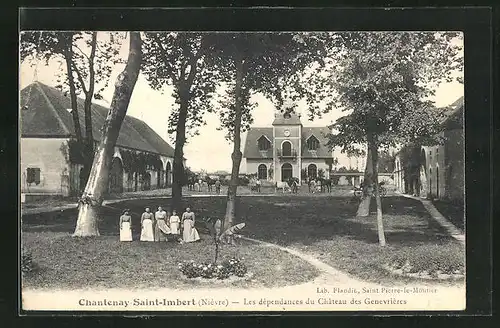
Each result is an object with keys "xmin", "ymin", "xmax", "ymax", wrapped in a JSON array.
[
  {"xmin": 22, "ymin": 194, "xmax": 465, "ymax": 289},
  {"xmin": 22, "ymin": 232, "xmax": 319, "ymax": 290},
  {"xmin": 432, "ymin": 199, "xmax": 465, "ymax": 233}
]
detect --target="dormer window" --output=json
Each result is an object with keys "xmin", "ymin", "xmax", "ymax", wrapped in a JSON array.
[
  {"xmin": 307, "ymin": 135, "xmax": 320, "ymax": 151},
  {"xmin": 257, "ymin": 135, "xmax": 271, "ymax": 151}
]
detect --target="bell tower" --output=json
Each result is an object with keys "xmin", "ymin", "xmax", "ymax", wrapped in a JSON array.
[{"xmin": 272, "ymin": 108, "xmax": 302, "ymax": 184}]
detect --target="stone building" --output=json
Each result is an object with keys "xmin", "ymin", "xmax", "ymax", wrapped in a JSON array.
[
  {"xmin": 393, "ymin": 96, "xmax": 464, "ymax": 201},
  {"xmin": 20, "ymin": 82, "xmax": 178, "ymax": 202},
  {"xmin": 242, "ymin": 110, "xmax": 335, "ymax": 185}
]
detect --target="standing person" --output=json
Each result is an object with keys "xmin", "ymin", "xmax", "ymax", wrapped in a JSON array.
[
  {"xmin": 169, "ymin": 210, "xmax": 181, "ymax": 241},
  {"xmin": 182, "ymin": 207, "xmax": 200, "ymax": 243},
  {"xmin": 215, "ymin": 179, "xmax": 221, "ymax": 194},
  {"xmin": 154, "ymin": 206, "xmax": 170, "ymax": 242},
  {"xmin": 119, "ymin": 209, "xmax": 133, "ymax": 242},
  {"xmin": 140, "ymin": 207, "xmax": 154, "ymax": 241},
  {"xmin": 256, "ymin": 179, "xmax": 261, "ymax": 192}
]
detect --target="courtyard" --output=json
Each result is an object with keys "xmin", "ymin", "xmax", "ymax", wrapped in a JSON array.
[{"xmin": 22, "ymin": 193, "xmax": 465, "ymax": 291}]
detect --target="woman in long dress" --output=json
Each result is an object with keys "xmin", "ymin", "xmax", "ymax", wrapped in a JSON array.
[
  {"xmin": 119, "ymin": 209, "xmax": 133, "ymax": 242},
  {"xmin": 169, "ymin": 210, "xmax": 181, "ymax": 240},
  {"xmin": 182, "ymin": 207, "xmax": 200, "ymax": 243},
  {"xmin": 140, "ymin": 207, "xmax": 155, "ymax": 241},
  {"xmin": 154, "ymin": 206, "xmax": 170, "ymax": 242}
]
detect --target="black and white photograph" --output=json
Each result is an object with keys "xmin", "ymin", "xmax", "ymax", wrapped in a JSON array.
[{"xmin": 19, "ymin": 26, "xmax": 467, "ymax": 311}]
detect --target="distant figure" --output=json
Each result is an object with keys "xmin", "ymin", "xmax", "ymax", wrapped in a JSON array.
[
  {"xmin": 215, "ymin": 179, "xmax": 221, "ymax": 194},
  {"xmin": 198, "ymin": 179, "xmax": 203, "ymax": 192},
  {"xmin": 119, "ymin": 209, "xmax": 133, "ymax": 242},
  {"xmin": 154, "ymin": 206, "xmax": 170, "ymax": 242},
  {"xmin": 256, "ymin": 179, "xmax": 261, "ymax": 192},
  {"xmin": 182, "ymin": 207, "xmax": 200, "ymax": 243},
  {"xmin": 140, "ymin": 207, "xmax": 154, "ymax": 241},
  {"xmin": 169, "ymin": 210, "xmax": 181, "ymax": 238}
]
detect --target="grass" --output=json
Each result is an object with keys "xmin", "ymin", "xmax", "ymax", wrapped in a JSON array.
[
  {"xmin": 22, "ymin": 232, "xmax": 319, "ymax": 290},
  {"xmin": 22, "ymin": 193, "xmax": 465, "ymax": 289},
  {"xmin": 432, "ymin": 199, "xmax": 465, "ymax": 233}
]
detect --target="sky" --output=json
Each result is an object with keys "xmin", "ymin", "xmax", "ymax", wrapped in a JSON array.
[{"xmin": 19, "ymin": 32, "xmax": 464, "ymax": 173}]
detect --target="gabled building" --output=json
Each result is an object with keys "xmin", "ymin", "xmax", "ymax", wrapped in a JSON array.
[
  {"xmin": 393, "ymin": 96, "xmax": 464, "ymax": 201},
  {"xmin": 242, "ymin": 110, "xmax": 335, "ymax": 184},
  {"xmin": 20, "ymin": 82, "xmax": 179, "ymax": 201}
]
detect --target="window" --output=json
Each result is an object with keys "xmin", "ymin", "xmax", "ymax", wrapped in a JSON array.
[
  {"xmin": 258, "ymin": 164, "xmax": 268, "ymax": 180},
  {"xmin": 282, "ymin": 141, "xmax": 292, "ymax": 156},
  {"xmin": 26, "ymin": 167, "xmax": 41, "ymax": 185},
  {"xmin": 258, "ymin": 136, "xmax": 271, "ymax": 151},
  {"xmin": 436, "ymin": 148, "xmax": 439, "ymax": 162},
  {"xmin": 307, "ymin": 135, "xmax": 320, "ymax": 151},
  {"xmin": 307, "ymin": 164, "xmax": 317, "ymax": 179}
]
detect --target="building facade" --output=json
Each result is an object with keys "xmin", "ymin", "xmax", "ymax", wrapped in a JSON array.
[
  {"xmin": 393, "ymin": 96, "xmax": 464, "ymax": 202},
  {"xmin": 243, "ymin": 110, "xmax": 335, "ymax": 185},
  {"xmin": 20, "ymin": 82, "xmax": 179, "ymax": 201}
]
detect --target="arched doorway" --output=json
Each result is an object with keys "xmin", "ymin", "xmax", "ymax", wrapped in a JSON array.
[
  {"xmin": 166, "ymin": 162, "xmax": 172, "ymax": 187},
  {"xmin": 419, "ymin": 149, "xmax": 427, "ymax": 197},
  {"xmin": 142, "ymin": 172, "xmax": 152, "ymax": 190},
  {"xmin": 109, "ymin": 157, "xmax": 124, "ymax": 194},
  {"xmin": 429, "ymin": 167, "xmax": 433, "ymax": 198},
  {"xmin": 281, "ymin": 163, "xmax": 293, "ymax": 181},
  {"xmin": 307, "ymin": 164, "xmax": 317, "ymax": 179},
  {"xmin": 258, "ymin": 164, "xmax": 267, "ymax": 180},
  {"xmin": 282, "ymin": 141, "xmax": 292, "ymax": 156}
]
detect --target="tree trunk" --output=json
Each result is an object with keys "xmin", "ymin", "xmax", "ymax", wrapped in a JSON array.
[
  {"xmin": 82, "ymin": 32, "xmax": 98, "ymax": 188},
  {"xmin": 357, "ymin": 145, "xmax": 373, "ymax": 217},
  {"xmin": 171, "ymin": 92, "xmax": 189, "ymax": 213},
  {"xmin": 63, "ymin": 35, "xmax": 83, "ymax": 145},
  {"xmin": 223, "ymin": 56, "xmax": 244, "ymax": 235},
  {"xmin": 73, "ymin": 32, "xmax": 142, "ymax": 237},
  {"xmin": 370, "ymin": 141, "xmax": 386, "ymax": 246}
]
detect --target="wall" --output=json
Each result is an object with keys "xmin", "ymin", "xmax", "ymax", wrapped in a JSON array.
[
  {"xmin": 21, "ymin": 138, "xmax": 70, "ymax": 194},
  {"xmin": 444, "ymin": 128, "xmax": 465, "ymax": 201},
  {"xmin": 246, "ymin": 159, "xmax": 273, "ymax": 180}
]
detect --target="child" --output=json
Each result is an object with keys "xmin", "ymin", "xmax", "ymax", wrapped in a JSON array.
[{"xmin": 169, "ymin": 210, "xmax": 181, "ymax": 241}]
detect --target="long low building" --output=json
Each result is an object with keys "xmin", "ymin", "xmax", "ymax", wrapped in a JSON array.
[{"xmin": 20, "ymin": 82, "xmax": 180, "ymax": 201}]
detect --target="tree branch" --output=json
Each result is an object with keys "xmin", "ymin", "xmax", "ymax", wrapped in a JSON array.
[
  {"xmin": 73, "ymin": 43, "xmax": 90, "ymax": 61},
  {"xmin": 153, "ymin": 34, "xmax": 179, "ymax": 84},
  {"xmin": 72, "ymin": 61, "xmax": 89, "ymax": 95}
]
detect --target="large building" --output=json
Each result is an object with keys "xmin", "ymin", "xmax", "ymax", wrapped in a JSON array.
[
  {"xmin": 20, "ymin": 82, "xmax": 178, "ymax": 201},
  {"xmin": 393, "ymin": 96, "xmax": 464, "ymax": 201},
  {"xmin": 242, "ymin": 110, "xmax": 335, "ymax": 185}
]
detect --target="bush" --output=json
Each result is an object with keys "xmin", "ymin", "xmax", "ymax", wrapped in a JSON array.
[
  {"xmin": 178, "ymin": 257, "xmax": 247, "ymax": 280},
  {"xmin": 21, "ymin": 248, "xmax": 35, "ymax": 274},
  {"xmin": 238, "ymin": 177, "xmax": 250, "ymax": 186}
]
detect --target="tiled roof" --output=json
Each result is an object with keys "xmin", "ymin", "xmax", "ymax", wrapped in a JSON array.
[
  {"xmin": 243, "ymin": 126, "xmax": 333, "ymax": 159},
  {"xmin": 20, "ymin": 82, "xmax": 175, "ymax": 157}
]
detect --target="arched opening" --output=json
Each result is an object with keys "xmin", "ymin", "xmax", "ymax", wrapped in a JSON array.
[
  {"xmin": 258, "ymin": 164, "xmax": 268, "ymax": 180},
  {"xmin": 307, "ymin": 164, "xmax": 317, "ymax": 179},
  {"xmin": 419, "ymin": 149, "xmax": 427, "ymax": 197},
  {"xmin": 142, "ymin": 172, "xmax": 152, "ymax": 191},
  {"xmin": 429, "ymin": 167, "xmax": 433, "ymax": 198},
  {"xmin": 108, "ymin": 157, "xmax": 124, "ymax": 194},
  {"xmin": 281, "ymin": 163, "xmax": 293, "ymax": 181},
  {"xmin": 282, "ymin": 141, "xmax": 292, "ymax": 156},
  {"xmin": 166, "ymin": 162, "xmax": 172, "ymax": 187}
]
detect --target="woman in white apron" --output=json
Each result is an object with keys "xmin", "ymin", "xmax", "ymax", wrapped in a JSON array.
[
  {"xmin": 169, "ymin": 210, "xmax": 181, "ymax": 240},
  {"xmin": 119, "ymin": 209, "xmax": 133, "ymax": 241},
  {"xmin": 154, "ymin": 206, "xmax": 170, "ymax": 241},
  {"xmin": 140, "ymin": 207, "xmax": 155, "ymax": 241},
  {"xmin": 182, "ymin": 207, "xmax": 200, "ymax": 243}
]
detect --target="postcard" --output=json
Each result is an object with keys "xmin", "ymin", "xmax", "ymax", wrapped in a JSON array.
[{"xmin": 19, "ymin": 28, "xmax": 466, "ymax": 312}]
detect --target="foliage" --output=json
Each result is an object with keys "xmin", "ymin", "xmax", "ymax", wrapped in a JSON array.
[
  {"xmin": 20, "ymin": 31, "xmax": 124, "ymax": 101},
  {"xmin": 378, "ymin": 150, "xmax": 396, "ymax": 173},
  {"xmin": 318, "ymin": 168, "xmax": 326, "ymax": 179},
  {"xmin": 60, "ymin": 138, "xmax": 86, "ymax": 165},
  {"xmin": 120, "ymin": 149, "xmax": 163, "ymax": 174},
  {"xmin": 177, "ymin": 257, "xmax": 247, "ymax": 280}
]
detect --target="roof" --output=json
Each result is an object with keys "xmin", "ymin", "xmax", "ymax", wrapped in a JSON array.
[
  {"xmin": 20, "ymin": 82, "xmax": 175, "ymax": 157},
  {"xmin": 442, "ymin": 96, "xmax": 464, "ymax": 130},
  {"xmin": 272, "ymin": 110, "xmax": 302, "ymax": 125},
  {"xmin": 243, "ymin": 126, "xmax": 333, "ymax": 159}
]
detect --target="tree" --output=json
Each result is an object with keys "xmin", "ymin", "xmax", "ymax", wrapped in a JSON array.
[
  {"xmin": 21, "ymin": 31, "xmax": 123, "ymax": 188},
  {"xmin": 208, "ymin": 33, "xmax": 326, "ymax": 234},
  {"xmin": 73, "ymin": 32, "xmax": 142, "ymax": 237},
  {"xmin": 303, "ymin": 32, "xmax": 463, "ymax": 246},
  {"xmin": 142, "ymin": 33, "xmax": 218, "ymax": 212}
]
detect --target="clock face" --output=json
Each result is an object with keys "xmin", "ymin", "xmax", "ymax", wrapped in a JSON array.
[{"xmin": 284, "ymin": 130, "xmax": 290, "ymax": 137}]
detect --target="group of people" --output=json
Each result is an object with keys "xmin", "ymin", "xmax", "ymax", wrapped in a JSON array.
[{"xmin": 119, "ymin": 207, "xmax": 200, "ymax": 243}]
